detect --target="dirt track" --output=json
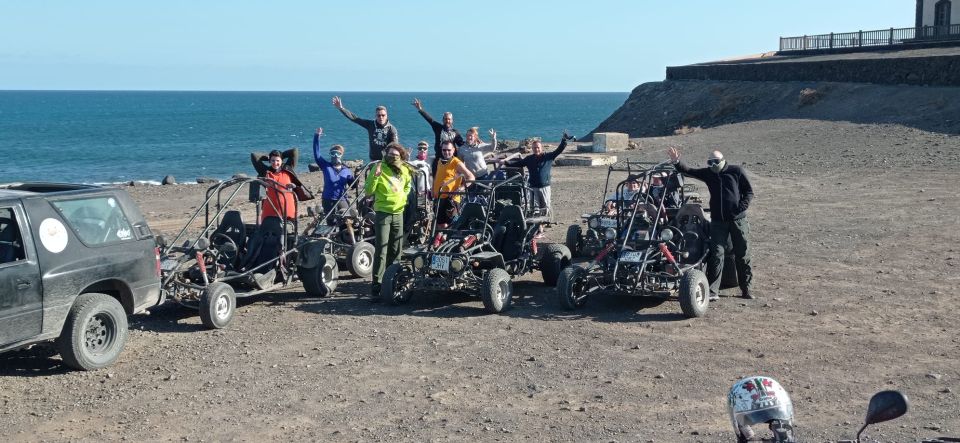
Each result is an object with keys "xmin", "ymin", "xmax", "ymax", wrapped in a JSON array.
[{"xmin": 2, "ymin": 119, "xmax": 959, "ymax": 442}]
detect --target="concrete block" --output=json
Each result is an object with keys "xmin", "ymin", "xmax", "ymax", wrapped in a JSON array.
[
  {"xmin": 592, "ymin": 133, "xmax": 629, "ymax": 152},
  {"xmin": 555, "ymin": 154, "xmax": 618, "ymax": 167}
]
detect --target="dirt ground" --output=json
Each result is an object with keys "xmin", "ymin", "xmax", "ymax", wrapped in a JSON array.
[{"xmin": 1, "ymin": 119, "xmax": 958, "ymax": 442}]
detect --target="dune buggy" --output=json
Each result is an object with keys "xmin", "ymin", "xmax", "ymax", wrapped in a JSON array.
[
  {"xmin": 556, "ymin": 162, "xmax": 721, "ymax": 318},
  {"xmin": 379, "ymin": 170, "xmax": 571, "ymax": 313},
  {"xmin": 302, "ymin": 162, "xmax": 431, "ymax": 280},
  {"xmin": 158, "ymin": 177, "xmax": 335, "ymax": 329}
]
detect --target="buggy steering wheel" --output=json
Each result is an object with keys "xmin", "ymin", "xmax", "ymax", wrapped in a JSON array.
[{"xmin": 211, "ymin": 232, "xmax": 240, "ymax": 266}]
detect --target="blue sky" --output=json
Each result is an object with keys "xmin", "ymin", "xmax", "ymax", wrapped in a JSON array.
[{"xmin": 0, "ymin": 0, "xmax": 911, "ymax": 92}]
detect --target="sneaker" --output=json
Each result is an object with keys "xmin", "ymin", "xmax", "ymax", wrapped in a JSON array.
[
  {"xmin": 709, "ymin": 291, "xmax": 720, "ymax": 301},
  {"xmin": 741, "ymin": 287, "xmax": 754, "ymax": 300}
]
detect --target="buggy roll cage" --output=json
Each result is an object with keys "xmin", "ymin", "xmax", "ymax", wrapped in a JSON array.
[
  {"xmin": 429, "ymin": 173, "xmax": 526, "ymax": 254},
  {"xmin": 159, "ymin": 177, "xmax": 302, "ymax": 290}
]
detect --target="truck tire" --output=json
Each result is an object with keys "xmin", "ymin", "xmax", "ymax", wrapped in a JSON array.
[
  {"xmin": 300, "ymin": 253, "xmax": 339, "ymax": 298},
  {"xmin": 557, "ymin": 264, "xmax": 589, "ymax": 310},
  {"xmin": 57, "ymin": 293, "xmax": 129, "ymax": 371},
  {"xmin": 480, "ymin": 268, "xmax": 513, "ymax": 313},
  {"xmin": 199, "ymin": 282, "xmax": 236, "ymax": 329},
  {"xmin": 380, "ymin": 263, "xmax": 413, "ymax": 305},
  {"xmin": 346, "ymin": 241, "xmax": 375, "ymax": 278},
  {"xmin": 539, "ymin": 243, "xmax": 572, "ymax": 287},
  {"xmin": 679, "ymin": 269, "xmax": 709, "ymax": 318},
  {"xmin": 565, "ymin": 225, "xmax": 583, "ymax": 257}
]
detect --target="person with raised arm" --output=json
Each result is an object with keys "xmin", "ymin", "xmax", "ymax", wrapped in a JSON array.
[{"xmin": 331, "ymin": 96, "xmax": 398, "ymax": 161}]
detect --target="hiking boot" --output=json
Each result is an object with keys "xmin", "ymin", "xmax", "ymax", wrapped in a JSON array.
[
  {"xmin": 369, "ymin": 284, "xmax": 382, "ymax": 303},
  {"xmin": 741, "ymin": 287, "xmax": 754, "ymax": 300}
]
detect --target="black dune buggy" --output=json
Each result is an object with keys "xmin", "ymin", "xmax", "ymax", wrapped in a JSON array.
[
  {"xmin": 302, "ymin": 162, "xmax": 431, "ymax": 281},
  {"xmin": 556, "ymin": 162, "xmax": 728, "ymax": 318},
  {"xmin": 379, "ymin": 169, "xmax": 572, "ymax": 313},
  {"xmin": 565, "ymin": 161, "xmax": 672, "ymax": 258},
  {"xmin": 158, "ymin": 177, "xmax": 335, "ymax": 329}
]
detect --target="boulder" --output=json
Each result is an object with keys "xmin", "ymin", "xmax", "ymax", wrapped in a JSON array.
[
  {"xmin": 161, "ymin": 175, "xmax": 176, "ymax": 185},
  {"xmin": 308, "ymin": 163, "xmax": 321, "ymax": 172},
  {"xmin": 196, "ymin": 177, "xmax": 221, "ymax": 184}
]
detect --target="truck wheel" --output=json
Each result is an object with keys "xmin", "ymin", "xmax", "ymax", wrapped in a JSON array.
[
  {"xmin": 679, "ymin": 269, "xmax": 709, "ymax": 318},
  {"xmin": 539, "ymin": 243, "xmax": 572, "ymax": 287},
  {"xmin": 380, "ymin": 263, "xmax": 413, "ymax": 305},
  {"xmin": 57, "ymin": 293, "xmax": 129, "ymax": 371},
  {"xmin": 481, "ymin": 268, "xmax": 513, "ymax": 313},
  {"xmin": 300, "ymin": 253, "xmax": 339, "ymax": 298},
  {"xmin": 557, "ymin": 264, "xmax": 589, "ymax": 310},
  {"xmin": 199, "ymin": 282, "xmax": 236, "ymax": 329},
  {"xmin": 565, "ymin": 225, "xmax": 583, "ymax": 257},
  {"xmin": 346, "ymin": 241, "xmax": 375, "ymax": 278}
]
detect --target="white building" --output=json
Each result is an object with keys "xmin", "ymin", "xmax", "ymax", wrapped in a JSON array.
[{"xmin": 916, "ymin": 0, "xmax": 959, "ymax": 28}]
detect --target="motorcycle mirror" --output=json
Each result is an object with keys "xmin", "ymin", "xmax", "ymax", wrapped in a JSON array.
[
  {"xmin": 856, "ymin": 390, "xmax": 909, "ymax": 442},
  {"xmin": 195, "ymin": 237, "xmax": 210, "ymax": 250},
  {"xmin": 155, "ymin": 235, "xmax": 167, "ymax": 248},
  {"xmin": 865, "ymin": 391, "xmax": 909, "ymax": 425}
]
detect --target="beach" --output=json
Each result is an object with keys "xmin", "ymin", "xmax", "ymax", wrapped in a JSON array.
[{"xmin": 2, "ymin": 118, "xmax": 959, "ymax": 441}]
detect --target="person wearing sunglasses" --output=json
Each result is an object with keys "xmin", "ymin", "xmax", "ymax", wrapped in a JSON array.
[
  {"xmin": 312, "ymin": 128, "xmax": 355, "ymax": 215},
  {"xmin": 432, "ymin": 141, "xmax": 475, "ymax": 227},
  {"xmin": 668, "ymin": 146, "xmax": 754, "ymax": 300},
  {"xmin": 332, "ymin": 96, "xmax": 398, "ymax": 161}
]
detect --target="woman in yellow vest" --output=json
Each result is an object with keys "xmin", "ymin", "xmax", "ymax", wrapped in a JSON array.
[
  {"xmin": 364, "ymin": 143, "xmax": 412, "ymax": 301},
  {"xmin": 432, "ymin": 141, "xmax": 475, "ymax": 227}
]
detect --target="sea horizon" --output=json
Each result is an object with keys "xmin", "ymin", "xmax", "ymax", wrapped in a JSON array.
[{"xmin": 0, "ymin": 90, "xmax": 628, "ymax": 184}]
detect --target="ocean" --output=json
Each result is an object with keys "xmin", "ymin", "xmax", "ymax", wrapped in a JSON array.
[{"xmin": 0, "ymin": 91, "xmax": 627, "ymax": 184}]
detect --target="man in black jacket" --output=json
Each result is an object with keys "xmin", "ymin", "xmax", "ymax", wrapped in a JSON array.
[
  {"xmin": 498, "ymin": 132, "xmax": 573, "ymax": 218},
  {"xmin": 411, "ymin": 98, "xmax": 463, "ymax": 177},
  {"xmin": 332, "ymin": 96, "xmax": 399, "ymax": 161},
  {"xmin": 668, "ymin": 147, "xmax": 754, "ymax": 299}
]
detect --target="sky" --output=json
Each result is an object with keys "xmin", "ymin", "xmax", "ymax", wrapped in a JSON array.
[{"xmin": 0, "ymin": 0, "xmax": 913, "ymax": 92}]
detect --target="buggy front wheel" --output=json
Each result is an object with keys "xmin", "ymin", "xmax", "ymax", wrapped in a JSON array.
[
  {"xmin": 380, "ymin": 263, "xmax": 413, "ymax": 305},
  {"xmin": 539, "ymin": 243, "xmax": 571, "ymax": 287},
  {"xmin": 557, "ymin": 264, "xmax": 590, "ymax": 310},
  {"xmin": 565, "ymin": 225, "xmax": 582, "ymax": 257},
  {"xmin": 481, "ymin": 268, "xmax": 513, "ymax": 313},
  {"xmin": 679, "ymin": 269, "xmax": 709, "ymax": 318},
  {"xmin": 346, "ymin": 241, "xmax": 375, "ymax": 278},
  {"xmin": 299, "ymin": 253, "xmax": 339, "ymax": 297},
  {"xmin": 199, "ymin": 282, "xmax": 236, "ymax": 329}
]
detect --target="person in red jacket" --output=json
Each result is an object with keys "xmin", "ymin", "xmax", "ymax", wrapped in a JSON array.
[{"xmin": 250, "ymin": 149, "xmax": 298, "ymax": 222}]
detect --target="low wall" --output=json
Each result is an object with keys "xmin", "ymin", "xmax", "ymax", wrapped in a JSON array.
[{"xmin": 666, "ymin": 54, "xmax": 960, "ymax": 86}]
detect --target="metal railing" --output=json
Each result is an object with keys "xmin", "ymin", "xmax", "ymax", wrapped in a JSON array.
[{"xmin": 780, "ymin": 24, "xmax": 960, "ymax": 52}]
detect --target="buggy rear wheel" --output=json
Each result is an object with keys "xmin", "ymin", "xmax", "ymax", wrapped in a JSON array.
[
  {"xmin": 481, "ymin": 268, "xmax": 513, "ymax": 313},
  {"xmin": 539, "ymin": 243, "xmax": 571, "ymax": 287},
  {"xmin": 557, "ymin": 264, "xmax": 589, "ymax": 310},
  {"xmin": 380, "ymin": 263, "xmax": 413, "ymax": 305},
  {"xmin": 565, "ymin": 225, "xmax": 583, "ymax": 257},
  {"xmin": 299, "ymin": 253, "xmax": 339, "ymax": 298},
  {"xmin": 199, "ymin": 282, "xmax": 236, "ymax": 329},
  {"xmin": 679, "ymin": 269, "xmax": 709, "ymax": 318}
]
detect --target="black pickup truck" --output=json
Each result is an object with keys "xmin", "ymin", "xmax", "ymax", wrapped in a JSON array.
[{"xmin": 0, "ymin": 183, "xmax": 162, "ymax": 370}]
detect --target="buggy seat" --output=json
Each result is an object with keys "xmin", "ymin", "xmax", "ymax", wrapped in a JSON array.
[
  {"xmin": 241, "ymin": 216, "xmax": 284, "ymax": 272},
  {"xmin": 491, "ymin": 204, "xmax": 526, "ymax": 261}
]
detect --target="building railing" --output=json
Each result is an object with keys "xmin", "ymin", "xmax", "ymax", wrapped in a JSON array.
[{"xmin": 780, "ymin": 24, "xmax": 960, "ymax": 52}]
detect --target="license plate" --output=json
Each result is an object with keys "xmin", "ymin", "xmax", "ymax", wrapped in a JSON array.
[
  {"xmin": 619, "ymin": 251, "xmax": 644, "ymax": 263},
  {"xmin": 430, "ymin": 255, "xmax": 450, "ymax": 271},
  {"xmin": 599, "ymin": 218, "xmax": 618, "ymax": 228},
  {"xmin": 160, "ymin": 258, "xmax": 180, "ymax": 271}
]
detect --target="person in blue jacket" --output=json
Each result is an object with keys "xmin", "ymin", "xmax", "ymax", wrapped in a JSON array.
[{"xmin": 313, "ymin": 128, "xmax": 355, "ymax": 215}]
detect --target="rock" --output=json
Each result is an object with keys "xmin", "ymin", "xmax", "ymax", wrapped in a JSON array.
[
  {"xmin": 308, "ymin": 163, "xmax": 321, "ymax": 172},
  {"xmin": 655, "ymin": 373, "xmax": 666, "ymax": 379},
  {"xmin": 232, "ymin": 173, "xmax": 249, "ymax": 179},
  {"xmin": 941, "ymin": 387, "xmax": 952, "ymax": 393},
  {"xmin": 926, "ymin": 373, "xmax": 942, "ymax": 380},
  {"xmin": 798, "ymin": 88, "xmax": 823, "ymax": 107},
  {"xmin": 344, "ymin": 159, "xmax": 365, "ymax": 169},
  {"xmin": 127, "ymin": 181, "xmax": 137, "ymax": 187},
  {"xmin": 161, "ymin": 175, "xmax": 176, "ymax": 185},
  {"xmin": 809, "ymin": 310, "xmax": 819, "ymax": 316},
  {"xmin": 196, "ymin": 177, "xmax": 221, "ymax": 184}
]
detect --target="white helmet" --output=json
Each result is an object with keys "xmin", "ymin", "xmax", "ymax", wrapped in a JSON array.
[{"xmin": 728, "ymin": 376, "xmax": 795, "ymax": 442}]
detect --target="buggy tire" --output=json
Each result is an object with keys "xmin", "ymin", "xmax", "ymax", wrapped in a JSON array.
[
  {"xmin": 481, "ymin": 268, "xmax": 513, "ymax": 313},
  {"xmin": 56, "ymin": 293, "xmax": 128, "ymax": 371},
  {"xmin": 679, "ymin": 268, "xmax": 709, "ymax": 318},
  {"xmin": 346, "ymin": 241, "xmax": 375, "ymax": 278},
  {"xmin": 557, "ymin": 264, "xmax": 589, "ymax": 310},
  {"xmin": 565, "ymin": 224, "xmax": 583, "ymax": 257},
  {"xmin": 300, "ymin": 253, "xmax": 339, "ymax": 298},
  {"xmin": 199, "ymin": 282, "xmax": 236, "ymax": 329},
  {"xmin": 380, "ymin": 263, "xmax": 413, "ymax": 305},
  {"xmin": 539, "ymin": 243, "xmax": 571, "ymax": 287}
]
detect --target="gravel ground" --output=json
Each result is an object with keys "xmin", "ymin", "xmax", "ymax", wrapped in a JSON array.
[{"xmin": 1, "ymin": 119, "xmax": 958, "ymax": 442}]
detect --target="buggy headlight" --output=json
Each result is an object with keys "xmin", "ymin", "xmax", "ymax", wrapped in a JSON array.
[
  {"xmin": 413, "ymin": 255, "xmax": 425, "ymax": 270},
  {"xmin": 588, "ymin": 217, "xmax": 600, "ymax": 229},
  {"xmin": 450, "ymin": 257, "xmax": 465, "ymax": 272},
  {"xmin": 659, "ymin": 229, "xmax": 674, "ymax": 242},
  {"xmin": 604, "ymin": 228, "xmax": 617, "ymax": 241}
]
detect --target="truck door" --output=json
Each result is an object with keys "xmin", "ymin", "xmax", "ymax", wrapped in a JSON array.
[{"xmin": 0, "ymin": 205, "xmax": 43, "ymax": 346}]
